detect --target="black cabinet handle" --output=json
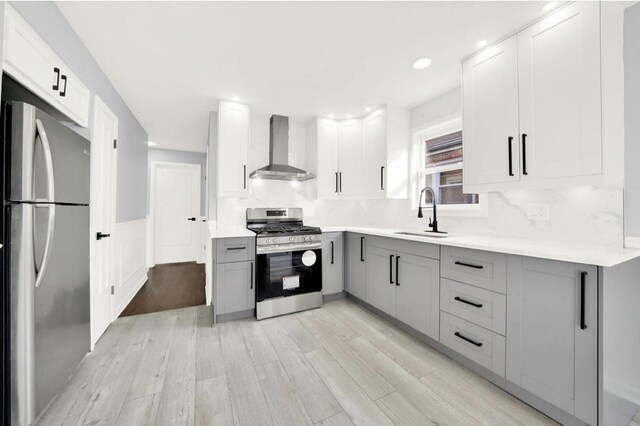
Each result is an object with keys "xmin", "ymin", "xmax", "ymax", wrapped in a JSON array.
[
  {"xmin": 522, "ymin": 133, "xmax": 528, "ymax": 175},
  {"xmin": 389, "ymin": 255, "xmax": 394, "ymax": 284},
  {"xmin": 395, "ymin": 255, "xmax": 400, "ymax": 286},
  {"xmin": 227, "ymin": 246, "xmax": 246, "ymax": 251},
  {"xmin": 360, "ymin": 237, "xmax": 365, "ymax": 262},
  {"xmin": 335, "ymin": 172, "xmax": 339, "ymax": 193},
  {"xmin": 454, "ymin": 296, "xmax": 483, "ymax": 308},
  {"xmin": 243, "ymin": 165, "xmax": 247, "ymax": 189},
  {"xmin": 454, "ymin": 332, "xmax": 483, "ymax": 347},
  {"xmin": 59, "ymin": 75, "xmax": 67, "ymax": 97},
  {"xmin": 339, "ymin": 172, "xmax": 342, "ymax": 193},
  {"xmin": 250, "ymin": 262, "xmax": 254, "ymax": 290},
  {"xmin": 580, "ymin": 271, "xmax": 587, "ymax": 330},
  {"xmin": 381, "ymin": 166, "xmax": 385, "ymax": 190},
  {"xmin": 53, "ymin": 67, "xmax": 60, "ymax": 90},
  {"xmin": 96, "ymin": 232, "xmax": 110, "ymax": 240},
  {"xmin": 187, "ymin": 217, "xmax": 196, "ymax": 221},
  {"xmin": 330, "ymin": 241, "xmax": 334, "ymax": 264},
  {"xmin": 508, "ymin": 136, "xmax": 514, "ymax": 177},
  {"xmin": 454, "ymin": 261, "xmax": 483, "ymax": 270}
]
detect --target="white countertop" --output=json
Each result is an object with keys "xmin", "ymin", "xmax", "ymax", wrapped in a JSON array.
[
  {"xmin": 208, "ymin": 221, "xmax": 640, "ymax": 267},
  {"xmin": 319, "ymin": 226, "xmax": 640, "ymax": 268}
]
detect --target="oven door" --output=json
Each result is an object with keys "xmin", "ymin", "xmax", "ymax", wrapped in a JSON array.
[{"xmin": 256, "ymin": 248, "xmax": 322, "ymax": 302}]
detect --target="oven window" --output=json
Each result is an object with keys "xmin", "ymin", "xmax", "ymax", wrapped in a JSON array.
[{"xmin": 256, "ymin": 249, "xmax": 322, "ymax": 302}]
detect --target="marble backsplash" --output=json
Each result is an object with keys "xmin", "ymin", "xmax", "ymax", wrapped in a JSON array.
[{"xmin": 216, "ymin": 180, "xmax": 624, "ymax": 248}]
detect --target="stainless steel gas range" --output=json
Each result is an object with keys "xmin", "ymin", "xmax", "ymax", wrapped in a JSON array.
[{"xmin": 246, "ymin": 208, "xmax": 322, "ymax": 320}]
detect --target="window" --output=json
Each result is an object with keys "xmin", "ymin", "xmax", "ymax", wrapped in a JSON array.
[{"xmin": 421, "ymin": 129, "xmax": 479, "ymax": 206}]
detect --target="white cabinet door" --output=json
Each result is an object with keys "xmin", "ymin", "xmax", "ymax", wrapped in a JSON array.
[
  {"xmin": 463, "ymin": 36, "xmax": 520, "ymax": 190},
  {"xmin": 518, "ymin": 2, "xmax": 601, "ymax": 181},
  {"xmin": 395, "ymin": 253, "xmax": 439, "ymax": 339},
  {"xmin": 218, "ymin": 261, "xmax": 255, "ymax": 315},
  {"xmin": 58, "ymin": 68, "xmax": 91, "ymax": 126},
  {"xmin": 337, "ymin": 119, "xmax": 364, "ymax": 196},
  {"xmin": 218, "ymin": 101, "xmax": 250, "ymax": 197},
  {"xmin": 363, "ymin": 109, "xmax": 387, "ymax": 197},
  {"xmin": 317, "ymin": 118, "xmax": 339, "ymax": 199},
  {"xmin": 346, "ymin": 234, "xmax": 366, "ymax": 300},
  {"xmin": 365, "ymin": 245, "xmax": 396, "ymax": 317},
  {"xmin": 506, "ymin": 256, "xmax": 597, "ymax": 425},
  {"xmin": 322, "ymin": 232, "xmax": 344, "ymax": 295}
]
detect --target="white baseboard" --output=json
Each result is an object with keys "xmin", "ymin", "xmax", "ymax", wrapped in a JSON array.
[{"xmin": 112, "ymin": 218, "xmax": 148, "ymax": 320}]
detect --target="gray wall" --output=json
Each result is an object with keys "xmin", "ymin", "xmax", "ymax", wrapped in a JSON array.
[
  {"xmin": 625, "ymin": 3, "xmax": 640, "ymax": 238},
  {"xmin": 8, "ymin": 2, "xmax": 149, "ymax": 223},
  {"xmin": 148, "ymin": 148, "xmax": 207, "ymax": 216}
]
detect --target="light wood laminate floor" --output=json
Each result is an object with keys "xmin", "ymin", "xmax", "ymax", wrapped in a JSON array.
[{"xmin": 36, "ymin": 298, "xmax": 558, "ymax": 426}]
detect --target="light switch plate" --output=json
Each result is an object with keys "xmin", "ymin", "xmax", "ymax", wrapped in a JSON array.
[{"xmin": 527, "ymin": 203, "xmax": 550, "ymax": 221}]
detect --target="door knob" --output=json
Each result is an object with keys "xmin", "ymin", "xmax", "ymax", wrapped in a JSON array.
[
  {"xmin": 96, "ymin": 232, "xmax": 111, "ymax": 240},
  {"xmin": 187, "ymin": 217, "xmax": 196, "ymax": 221}
]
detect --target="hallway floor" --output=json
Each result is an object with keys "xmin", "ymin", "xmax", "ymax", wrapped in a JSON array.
[
  {"xmin": 120, "ymin": 262, "xmax": 205, "ymax": 317},
  {"xmin": 36, "ymin": 299, "xmax": 559, "ymax": 425}
]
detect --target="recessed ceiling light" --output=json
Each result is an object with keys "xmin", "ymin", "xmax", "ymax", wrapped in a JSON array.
[
  {"xmin": 365, "ymin": 107, "xmax": 372, "ymax": 112},
  {"xmin": 231, "ymin": 96, "xmax": 240, "ymax": 102},
  {"xmin": 148, "ymin": 141, "xmax": 157, "ymax": 147},
  {"xmin": 476, "ymin": 40, "xmax": 488, "ymax": 48},
  {"xmin": 328, "ymin": 114, "xmax": 334, "ymax": 118},
  {"xmin": 346, "ymin": 114, "xmax": 352, "ymax": 119},
  {"xmin": 543, "ymin": 1, "xmax": 558, "ymax": 11},
  {"xmin": 412, "ymin": 57, "xmax": 432, "ymax": 70}
]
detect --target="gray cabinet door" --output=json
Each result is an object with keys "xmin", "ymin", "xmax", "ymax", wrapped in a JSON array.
[
  {"xmin": 396, "ymin": 252, "xmax": 440, "ymax": 340},
  {"xmin": 506, "ymin": 256, "xmax": 597, "ymax": 425},
  {"xmin": 366, "ymin": 245, "xmax": 396, "ymax": 317},
  {"xmin": 322, "ymin": 232, "xmax": 344, "ymax": 295},
  {"xmin": 218, "ymin": 261, "xmax": 255, "ymax": 315},
  {"xmin": 345, "ymin": 234, "xmax": 366, "ymax": 300}
]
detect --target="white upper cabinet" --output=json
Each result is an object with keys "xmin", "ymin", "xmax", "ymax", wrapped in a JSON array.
[
  {"xmin": 463, "ymin": 2, "xmax": 602, "ymax": 192},
  {"xmin": 308, "ymin": 105, "xmax": 409, "ymax": 200},
  {"xmin": 3, "ymin": 5, "xmax": 91, "ymax": 127},
  {"xmin": 463, "ymin": 37, "xmax": 520, "ymax": 188},
  {"xmin": 517, "ymin": 2, "xmax": 601, "ymax": 182},
  {"xmin": 217, "ymin": 101, "xmax": 250, "ymax": 197},
  {"xmin": 337, "ymin": 119, "xmax": 364, "ymax": 196}
]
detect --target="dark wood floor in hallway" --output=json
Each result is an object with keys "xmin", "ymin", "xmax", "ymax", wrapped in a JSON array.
[{"xmin": 120, "ymin": 262, "xmax": 205, "ymax": 317}]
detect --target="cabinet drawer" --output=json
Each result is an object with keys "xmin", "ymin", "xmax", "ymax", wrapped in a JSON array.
[
  {"xmin": 215, "ymin": 237, "xmax": 255, "ymax": 263},
  {"xmin": 441, "ymin": 246, "xmax": 506, "ymax": 293},
  {"xmin": 440, "ymin": 278, "xmax": 506, "ymax": 335},
  {"xmin": 440, "ymin": 311, "xmax": 505, "ymax": 377}
]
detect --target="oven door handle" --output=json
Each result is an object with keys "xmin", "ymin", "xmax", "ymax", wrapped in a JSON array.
[{"xmin": 256, "ymin": 243, "xmax": 322, "ymax": 254}]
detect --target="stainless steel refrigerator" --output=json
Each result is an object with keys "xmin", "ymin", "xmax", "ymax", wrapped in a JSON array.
[{"xmin": 3, "ymin": 101, "xmax": 90, "ymax": 425}]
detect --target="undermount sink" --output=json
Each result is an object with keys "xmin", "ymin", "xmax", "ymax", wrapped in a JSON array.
[{"xmin": 394, "ymin": 231, "xmax": 448, "ymax": 239}]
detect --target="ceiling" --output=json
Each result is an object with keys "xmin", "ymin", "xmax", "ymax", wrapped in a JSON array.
[{"xmin": 57, "ymin": 1, "xmax": 550, "ymax": 153}]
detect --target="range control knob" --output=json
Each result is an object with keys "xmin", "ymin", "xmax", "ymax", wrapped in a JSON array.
[{"xmin": 289, "ymin": 236, "xmax": 295, "ymax": 242}]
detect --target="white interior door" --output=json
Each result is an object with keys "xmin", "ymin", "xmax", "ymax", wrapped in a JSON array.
[
  {"xmin": 153, "ymin": 162, "xmax": 201, "ymax": 264},
  {"xmin": 90, "ymin": 96, "xmax": 118, "ymax": 348}
]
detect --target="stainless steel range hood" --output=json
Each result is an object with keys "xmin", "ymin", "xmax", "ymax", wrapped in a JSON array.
[{"xmin": 249, "ymin": 114, "xmax": 315, "ymax": 181}]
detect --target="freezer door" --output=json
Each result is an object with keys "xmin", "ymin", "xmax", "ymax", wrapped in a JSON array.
[
  {"xmin": 33, "ymin": 204, "xmax": 90, "ymax": 416},
  {"xmin": 9, "ymin": 102, "xmax": 90, "ymax": 204}
]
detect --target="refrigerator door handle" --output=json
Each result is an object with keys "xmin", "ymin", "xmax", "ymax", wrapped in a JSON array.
[{"xmin": 34, "ymin": 119, "xmax": 56, "ymax": 288}]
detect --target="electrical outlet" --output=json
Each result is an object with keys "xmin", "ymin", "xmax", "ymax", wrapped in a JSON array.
[{"xmin": 527, "ymin": 203, "xmax": 550, "ymax": 221}]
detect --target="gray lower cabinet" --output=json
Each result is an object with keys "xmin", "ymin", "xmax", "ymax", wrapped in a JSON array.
[
  {"xmin": 506, "ymin": 256, "xmax": 597, "ymax": 425},
  {"xmin": 345, "ymin": 233, "xmax": 366, "ymax": 300},
  {"xmin": 366, "ymin": 237, "xmax": 440, "ymax": 340},
  {"xmin": 217, "ymin": 260, "xmax": 255, "ymax": 315},
  {"xmin": 322, "ymin": 232, "xmax": 344, "ymax": 295}
]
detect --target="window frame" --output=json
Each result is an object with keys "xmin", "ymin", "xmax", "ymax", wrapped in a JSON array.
[{"xmin": 409, "ymin": 117, "xmax": 487, "ymax": 217}]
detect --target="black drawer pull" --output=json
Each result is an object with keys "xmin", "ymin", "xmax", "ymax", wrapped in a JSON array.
[
  {"xmin": 330, "ymin": 241, "xmax": 334, "ymax": 264},
  {"xmin": 389, "ymin": 255, "xmax": 394, "ymax": 284},
  {"xmin": 454, "ymin": 332, "xmax": 483, "ymax": 347},
  {"xmin": 59, "ymin": 75, "xmax": 67, "ymax": 97},
  {"xmin": 250, "ymin": 262, "xmax": 254, "ymax": 289},
  {"xmin": 580, "ymin": 271, "xmax": 587, "ymax": 330},
  {"xmin": 454, "ymin": 261, "xmax": 483, "ymax": 270},
  {"xmin": 53, "ymin": 67, "xmax": 60, "ymax": 90},
  {"xmin": 522, "ymin": 133, "xmax": 528, "ymax": 175},
  {"xmin": 508, "ymin": 136, "xmax": 514, "ymax": 176},
  {"xmin": 360, "ymin": 237, "xmax": 365, "ymax": 262},
  {"xmin": 335, "ymin": 172, "xmax": 339, "ymax": 193},
  {"xmin": 381, "ymin": 166, "xmax": 385, "ymax": 190},
  {"xmin": 454, "ymin": 296, "xmax": 483, "ymax": 308},
  {"xmin": 227, "ymin": 246, "xmax": 246, "ymax": 251},
  {"xmin": 395, "ymin": 255, "xmax": 400, "ymax": 286}
]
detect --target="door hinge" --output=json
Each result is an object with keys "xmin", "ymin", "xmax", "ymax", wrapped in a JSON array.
[
  {"xmin": 113, "ymin": 139, "xmax": 117, "ymax": 149},
  {"xmin": 111, "ymin": 285, "xmax": 115, "ymax": 295}
]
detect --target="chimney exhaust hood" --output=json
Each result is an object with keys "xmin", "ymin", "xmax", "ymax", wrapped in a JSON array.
[{"xmin": 249, "ymin": 114, "xmax": 315, "ymax": 181}]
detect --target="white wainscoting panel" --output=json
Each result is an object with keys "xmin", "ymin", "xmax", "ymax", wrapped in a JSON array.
[{"xmin": 112, "ymin": 218, "xmax": 148, "ymax": 319}]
